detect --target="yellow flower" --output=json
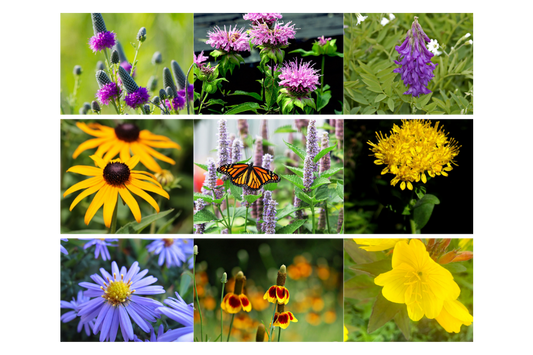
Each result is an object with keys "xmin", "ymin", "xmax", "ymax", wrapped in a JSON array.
[
  {"xmin": 221, "ymin": 271, "xmax": 252, "ymax": 314},
  {"xmin": 72, "ymin": 122, "xmax": 181, "ymax": 173},
  {"xmin": 63, "ymin": 155, "xmax": 169, "ymax": 227},
  {"xmin": 353, "ymin": 238, "xmax": 408, "ymax": 251},
  {"xmin": 263, "ymin": 285, "xmax": 290, "ymax": 304},
  {"xmin": 435, "ymin": 298, "xmax": 473, "ymax": 333},
  {"xmin": 344, "ymin": 325, "xmax": 348, "ymax": 341},
  {"xmin": 273, "ymin": 311, "xmax": 298, "ymax": 329},
  {"xmin": 368, "ymin": 120, "xmax": 460, "ymax": 190},
  {"xmin": 374, "ymin": 239, "xmax": 460, "ymax": 321}
]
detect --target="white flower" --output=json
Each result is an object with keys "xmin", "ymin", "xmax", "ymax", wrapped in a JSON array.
[
  {"xmin": 468, "ymin": 39, "xmax": 473, "ymax": 45},
  {"xmin": 427, "ymin": 39, "xmax": 441, "ymax": 55},
  {"xmin": 464, "ymin": 33, "xmax": 471, "ymax": 39},
  {"xmin": 381, "ymin": 17, "xmax": 390, "ymax": 26},
  {"xmin": 356, "ymin": 13, "xmax": 368, "ymax": 25},
  {"xmin": 389, "ymin": 13, "xmax": 396, "ymax": 20}
]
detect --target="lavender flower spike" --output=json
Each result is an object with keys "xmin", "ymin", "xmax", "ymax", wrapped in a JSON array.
[
  {"xmin": 194, "ymin": 198, "xmax": 206, "ymax": 234},
  {"xmin": 263, "ymin": 192, "xmax": 278, "ymax": 234},
  {"xmin": 337, "ymin": 208, "xmax": 344, "ymax": 233},
  {"xmin": 303, "ymin": 155, "xmax": 315, "ymax": 191},
  {"xmin": 232, "ymin": 139, "xmax": 243, "ymax": 163},
  {"xmin": 336, "ymin": 119, "xmax": 344, "ymax": 150},
  {"xmin": 89, "ymin": 13, "xmax": 116, "ymax": 52},
  {"xmin": 394, "ymin": 17, "xmax": 438, "ymax": 97},
  {"xmin": 306, "ymin": 119, "xmax": 319, "ymax": 173},
  {"xmin": 320, "ymin": 132, "xmax": 331, "ymax": 175},
  {"xmin": 217, "ymin": 118, "xmax": 230, "ymax": 168}
]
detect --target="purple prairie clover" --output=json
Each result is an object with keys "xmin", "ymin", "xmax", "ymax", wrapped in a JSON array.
[
  {"xmin": 178, "ymin": 84, "xmax": 194, "ymax": 102},
  {"xmin": 120, "ymin": 61, "xmax": 135, "ymax": 78},
  {"xmin": 118, "ymin": 66, "xmax": 150, "ymax": 109},
  {"xmin": 232, "ymin": 139, "xmax": 243, "ymax": 163},
  {"xmin": 206, "ymin": 25, "xmax": 250, "ymax": 53},
  {"xmin": 95, "ymin": 70, "xmax": 121, "ymax": 105},
  {"xmin": 303, "ymin": 155, "xmax": 315, "ymax": 191},
  {"xmin": 78, "ymin": 261, "xmax": 165, "ymax": 342},
  {"xmin": 194, "ymin": 198, "xmax": 206, "ymax": 234},
  {"xmin": 317, "ymin": 36, "xmax": 332, "ymax": 46},
  {"xmin": 61, "ymin": 238, "xmax": 68, "ymax": 255},
  {"xmin": 394, "ymin": 17, "xmax": 438, "ymax": 97},
  {"xmin": 249, "ymin": 22, "xmax": 297, "ymax": 47},
  {"xmin": 243, "ymin": 13, "xmax": 283, "ymax": 26},
  {"xmin": 61, "ymin": 290, "xmax": 94, "ymax": 336},
  {"xmin": 171, "ymin": 60, "xmax": 187, "ymax": 91},
  {"xmin": 262, "ymin": 193, "xmax": 278, "ymax": 234},
  {"xmin": 146, "ymin": 238, "xmax": 188, "ymax": 268},
  {"xmin": 156, "ymin": 292, "xmax": 194, "ymax": 342},
  {"xmin": 320, "ymin": 132, "xmax": 331, "ymax": 175},
  {"xmin": 279, "ymin": 59, "xmax": 320, "ymax": 98},
  {"xmin": 166, "ymin": 95, "xmax": 185, "ymax": 111},
  {"xmin": 83, "ymin": 238, "xmax": 118, "ymax": 261},
  {"xmin": 336, "ymin": 119, "xmax": 344, "ymax": 149},
  {"xmin": 89, "ymin": 14, "xmax": 116, "ymax": 52}
]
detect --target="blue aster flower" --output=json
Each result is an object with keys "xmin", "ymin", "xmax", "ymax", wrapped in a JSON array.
[
  {"xmin": 61, "ymin": 290, "xmax": 94, "ymax": 336},
  {"xmin": 156, "ymin": 292, "xmax": 194, "ymax": 342},
  {"xmin": 78, "ymin": 261, "xmax": 165, "ymax": 342},
  {"xmin": 61, "ymin": 238, "xmax": 68, "ymax": 255},
  {"xmin": 83, "ymin": 238, "xmax": 118, "ymax": 261},
  {"xmin": 146, "ymin": 238, "xmax": 193, "ymax": 269},
  {"xmin": 133, "ymin": 324, "xmax": 166, "ymax": 342}
]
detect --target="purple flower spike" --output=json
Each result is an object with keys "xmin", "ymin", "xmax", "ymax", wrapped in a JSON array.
[
  {"xmin": 262, "ymin": 153, "xmax": 273, "ymax": 171},
  {"xmin": 194, "ymin": 198, "xmax": 206, "ymax": 234},
  {"xmin": 320, "ymin": 132, "xmax": 331, "ymax": 174},
  {"xmin": 217, "ymin": 118, "xmax": 230, "ymax": 168},
  {"xmin": 203, "ymin": 158, "xmax": 217, "ymax": 192},
  {"xmin": 125, "ymin": 87, "xmax": 150, "ymax": 109},
  {"xmin": 232, "ymin": 139, "xmax": 243, "ymax": 163},
  {"xmin": 337, "ymin": 208, "xmax": 344, "ymax": 233},
  {"xmin": 206, "ymin": 25, "xmax": 250, "ymax": 53},
  {"xmin": 243, "ymin": 13, "xmax": 283, "ymax": 26},
  {"xmin": 394, "ymin": 17, "xmax": 438, "ymax": 97},
  {"xmin": 263, "ymin": 193, "xmax": 278, "ymax": 234},
  {"xmin": 83, "ymin": 239, "xmax": 118, "ymax": 261},
  {"xmin": 61, "ymin": 290, "xmax": 95, "ymax": 336},
  {"xmin": 89, "ymin": 31, "xmax": 116, "ymax": 52},
  {"xmin": 279, "ymin": 59, "xmax": 320, "ymax": 97},
  {"xmin": 96, "ymin": 82, "xmax": 121, "ymax": 105},
  {"xmin": 241, "ymin": 187, "xmax": 253, "ymax": 207},
  {"xmin": 335, "ymin": 119, "xmax": 344, "ymax": 149},
  {"xmin": 303, "ymin": 155, "xmax": 315, "ymax": 191},
  {"xmin": 306, "ymin": 119, "xmax": 319, "ymax": 174},
  {"xmin": 238, "ymin": 119, "xmax": 249, "ymax": 146}
]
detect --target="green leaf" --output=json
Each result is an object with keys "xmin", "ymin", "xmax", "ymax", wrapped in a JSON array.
[
  {"xmin": 320, "ymin": 167, "xmax": 343, "ymax": 179},
  {"xmin": 296, "ymin": 190, "xmax": 313, "ymax": 205},
  {"xmin": 368, "ymin": 293, "xmax": 404, "ymax": 334},
  {"xmin": 349, "ymin": 259, "xmax": 392, "ymax": 277},
  {"xmin": 393, "ymin": 303, "xmax": 411, "ymax": 340},
  {"xmin": 243, "ymin": 194, "xmax": 261, "ymax": 204},
  {"xmin": 313, "ymin": 146, "xmax": 336, "ymax": 163},
  {"xmin": 276, "ymin": 219, "xmax": 306, "ymax": 234},
  {"xmin": 443, "ymin": 263, "xmax": 467, "ymax": 274},
  {"xmin": 418, "ymin": 93, "xmax": 433, "ymax": 108},
  {"xmin": 310, "ymin": 176, "xmax": 330, "ymax": 190},
  {"xmin": 156, "ymin": 210, "xmax": 182, "ymax": 234},
  {"xmin": 283, "ymin": 140, "xmax": 306, "ymax": 161},
  {"xmin": 179, "ymin": 271, "xmax": 192, "ymax": 298},
  {"xmin": 230, "ymin": 90, "xmax": 262, "ymax": 101},
  {"xmin": 374, "ymin": 94, "xmax": 387, "ymax": 103},
  {"xmin": 276, "ymin": 205, "xmax": 300, "ymax": 220},
  {"xmin": 345, "ymin": 241, "xmax": 378, "ymax": 264},
  {"xmin": 229, "ymin": 183, "xmax": 242, "ymax": 201},
  {"xmin": 194, "ymin": 162, "xmax": 207, "ymax": 171},
  {"xmin": 280, "ymin": 174, "xmax": 305, "ymax": 190},
  {"xmin": 193, "ymin": 209, "xmax": 218, "ymax": 224},
  {"xmin": 274, "ymin": 125, "xmax": 297, "ymax": 134},
  {"xmin": 224, "ymin": 102, "xmax": 260, "ymax": 115},
  {"xmin": 357, "ymin": 60, "xmax": 374, "ymax": 75},
  {"xmin": 316, "ymin": 90, "xmax": 332, "ymax": 112},
  {"xmin": 344, "ymin": 275, "xmax": 380, "ymax": 300},
  {"xmin": 115, "ymin": 209, "xmax": 174, "ymax": 234},
  {"xmin": 387, "ymin": 98, "xmax": 395, "ymax": 112},
  {"xmin": 336, "ymin": 182, "xmax": 344, "ymax": 200},
  {"xmin": 413, "ymin": 194, "xmax": 441, "ymax": 230},
  {"xmin": 314, "ymin": 184, "xmax": 330, "ymax": 201},
  {"xmin": 284, "ymin": 165, "xmax": 304, "ymax": 178},
  {"xmin": 345, "ymin": 89, "xmax": 369, "ymax": 105},
  {"xmin": 263, "ymin": 182, "xmax": 279, "ymax": 191},
  {"xmin": 193, "ymin": 192, "xmax": 213, "ymax": 203}
]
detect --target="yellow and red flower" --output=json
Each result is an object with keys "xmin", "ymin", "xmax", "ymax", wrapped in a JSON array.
[
  {"xmin": 263, "ymin": 285, "xmax": 290, "ymax": 304},
  {"xmin": 273, "ymin": 311, "xmax": 298, "ymax": 329},
  {"xmin": 221, "ymin": 271, "xmax": 252, "ymax": 314}
]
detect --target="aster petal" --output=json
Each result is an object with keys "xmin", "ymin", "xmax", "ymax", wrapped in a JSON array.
[
  {"xmin": 125, "ymin": 262, "xmax": 140, "ymax": 282},
  {"xmin": 118, "ymin": 305, "xmax": 134, "ymax": 342},
  {"xmin": 118, "ymin": 186, "xmax": 142, "ymax": 222},
  {"xmin": 128, "ymin": 301, "xmax": 158, "ymax": 323},
  {"xmin": 103, "ymin": 187, "xmax": 119, "ymax": 228},
  {"xmin": 125, "ymin": 182, "xmax": 161, "ymax": 212},
  {"xmin": 73, "ymin": 137, "xmax": 109, "ymax": 159},
  {"xmin": 108, "ymin": 309, "xmax": 120, "ymax": 342},
  {"xmin": 158, "ymin": 326, "xmax": 193, "ymax": 342},
  {"xmin": 61, "ymin": 310, "xmax": 77, "ymax": 323},
  {"xmin": 93, "ymin": 302, "xmax": 112, "ymax": 336},
  {"xmin": 126, "ymin": 304, "xmax": 150, "ymax": 333}
]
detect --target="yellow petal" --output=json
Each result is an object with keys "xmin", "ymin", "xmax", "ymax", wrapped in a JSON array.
[
  {"xmin": 72, "ymin": 137, "xmax": 108, "ymax": 159},
  {"xmin": 103, "ymin": 187, "xmax": 119, "ymax": 228},
  {"xmin": 118, "ymin": 187, "xmax": 141, "ymax": 222},
  {"xmin": 126, "ymin": 155, "xmax": 141, "ymax": 171},
  {"xmin": 84, "ymin": 184, "xmax": 109, "ymax": 225},
  {"xmin": 130, "ymin": 141, "xmax": 162, "ymax": 173},
  {"xmin": 69, "ymin": 179, "xmax": 106, "ymax": 211},
  {"xmin": 76, "ymin": 122, "xmax": 111, "ymax": 137},
  {"xmin": 125, "ymin": 183, "xmax": 160, "ymax": 212},
  {"xmin": 102, "ymin": 140, "xmax": 125, "ymax": 162},
  {"xmin": 90, "ymin": 155, "xmax": 107, "ymax": 169},
  {"xmin": 129, "ymin": 178, "xmax": 169, "ymax": 199},
  {"xmin": 140, "ymin": 143, "xmax": 177, "ymax": 165},
  {"xmin": 435, "ymin": 299, "xmax": 473, "ymax": 333},
  {"xmin": 120, "ymin": 143, "xmax": 132, "ymax": 163},
  {"xmin": 66, "ymin": 165, "xmax": 102, "ymax": 176},
  {"xmin": 63, "ymin": 176, "xmax": 103, "ymax": 197}
]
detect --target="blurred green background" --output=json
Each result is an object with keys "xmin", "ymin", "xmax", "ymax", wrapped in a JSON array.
[
  {"xmin": 344, "ymin": 238, "xmax": 473, "ymax": 342},
  {"xmin": 61, "ymin": 238, "xmax": 193, "ymax": 341},
  {"xmin": 344, "ymin": 13, "xmax": 473, "ymax": 114},
  {"xmin": 194, "ymin": 239, "xmax": 343, "ymax": 341},
  {"xmin": 60, "ymin": 119, "xmax": 194, "ymax": 233},
  {"xmin": 60, "ymin": 13, "xmax": 193, "ymax": 114}
]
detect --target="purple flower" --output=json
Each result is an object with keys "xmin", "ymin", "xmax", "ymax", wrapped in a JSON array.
[
  {"xmin": 318, "ymin": 208, "xmax": 326, "ymax": 230},
  {"xmin": 194, "ymin": 51, "xmax": 209, "ymax": 66},
  {"xmin": 262, "ymin": 192, "xmax": 278, "ymax": 234},
  {"xmin": 194, "ymin": 198, "xmax": 206, "ymax": 234},
  {"xmin": 306, "ymin": 119, "xmax": 320, "ymax": 174},
  {"xmin": 294, "ymin": 195, "xmax": 304, "ymax": 220},
  {"xmin": 303, "ymin": 155, "xmax": 315, "ymax": 191},
  {"xmin": 156, "ymin": 292, "xmax": 194, "ymax": 342},
  {"xmin": 125, "ymin": 87, "xmax": 150, "ymax": 109},
  {"xmin": 241, "ymin": 187, "xmax": 254, "ymax": 207},
  {"xmin": 61, "ymin": 290, "xmax": 95, "ymax": 336},
  {"xmin": 83, "ymin": 239, "xmax": 118, "ymax": 261},
  {"xmin": 206, "ymin": 25, "xmax": 250, "ymax": 53},
  {"xmin": 238, "ymin": 119, "xmax": 249, "ymax": 146},
  {"xmin": 203, "ymin": 158, "xmax": 223, "ymax": 200},
  {"xmin": 317, "ymin": 36, "xmax": 332, "ymax": 46},
  {"xmin": 165, "ymin": 95, "xmax": 185, "ymax": 111},
  {"xmin": 279, "ymin": 59, "xmax": 320, "ymax": 97},
  {"xmin": 221, "ymin": 228, "xmax": 229, "ymax": 234},
  {"xmin": 250, "ymin": 22, "xmax": 297, "ymax": 47},
  {"xmin": 217, "ymin": 118, "xmax": 230, "ymax": 168},
  {"xmin": 96, "ymin": 82, "xmax": 121, "ymax": 105},
  {"xmin": 61, "ymin": 238, "xmax": 68, "ymax": 255},
  {"xmin": 178, "ymin": 84, "xmax": 194, "ymax": 102},
  {"xmin": 89, "ymin": 31, "xmax": 116, "ymax": 52},
  {"xmin": 243, "ymin": 13, "xmax": 283, "ymax": 26},
  {"xmin": 335, "ymin": 119, "xmax": 344, "ymax": 149},
  {"xmin": 232, "ymin": 139, "xmax": 243, "ymax": 163},
  {"xmin": 394, "ymin": 17, "xmax": 438, "ymax": 97},
  {"xmin": 320, "ymin": 132, "xmax": 331, "ymax": 174},
  {"xmin": 133, "ymin": 324, "xmax": 166, "ymax": 342},
  {"xmin": 146, "ymin": 238, "xmax": 190, "ymax": 268},
  {"xmin": 78, "ymin": 261, "xmax": 165, "ymax": 342},
  {"xmin": 262, "ymin": 153, "xmax": 273, "ymax": 171}
]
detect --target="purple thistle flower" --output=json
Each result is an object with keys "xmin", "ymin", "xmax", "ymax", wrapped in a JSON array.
[
  {"xmin": 206, "ymin": 25, "xmax": 250, "ymax": 53},
  {"xmin": 61, "ymin": 238, "xmax": 68, "ymax": 255},
  {"xmin": 306, "ymin": 119, "xmax": 320, "ymax": 174},
  {"xmin": 232, "ymin": 139, "xmax": 243, "ymax": 163},
  {"xmin": 83, "ymin": 239, "xmax": 118, "ymax": 261},
  {"xmin": 394, "ymin": 17, "xmax": 438, "ymax": 97},
  {"xmin": 279, "ymin": 59, "xmax": 320, "ymax": 97},
  {"xmin": 96, "ymin": 82, "xmax": 121, "ymax": 105},
  {"xmin": 317, "ymin": 36, "xmax": 332, "ymax": 46},
  {"xmin": 125, "ymin": 87, "xmax": 150, "ymax": 109},
  {"xmin": 337, "ymin": 208, "xmax": 344, "ymax": 233},
  {"xmin": 165, "ymin": 95, "xmax": 185, "ymax": 111},
  {"xmin": 194, "ymin": 51, "xmax": 209, "ymax": 66},
  {"xmin": 335, "ymin": 119, "xmax": 344, "ymax": 149},
  {"xmin": 243, "ymin": 13, "xmax": 283, "ymax": 26},
  {"xmin": 249, "ymin": 22, "xmax": 297, "ymax": 47},
  {"xmin": 194, "ymin": 198, "xmax": 206, "ymax": 234},
  {"xmin": 78, "ymin": 261, "xmax": 165, "ymax": 342},
  {"xmin": 156, "ymin": 292, "xmax": 194, "ymax": 342},
  {"xmin": 146, "ymin": 238, "xmax": 189, "ymax": 268},
  {"xmin": 320, "ymin": 132, "xmax": 331, "ymax": 174},
  {"xmin": 178, "ymin": 84, "xmax": 194, "ymax": 102},
  {"xmin": 89, "ymin": 31, "xmax": 116, "ymax": 52},
  {"xmin": 61, "ymin": 290, "xmax": 95, "ymax": 336}
]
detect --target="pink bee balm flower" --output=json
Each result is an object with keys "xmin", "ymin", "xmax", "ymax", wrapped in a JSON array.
[
  {"xmin": 317, "ymin": 36, "xmax": 332, "ymax": 46},
  {"xmin": 279, "ymin": 59, "xmax": 320, "ymax": 96},
  {"xmin": 206, "ymin": 25, "xmax": 250, "ymax": 53},
  {"xmin": 243, "ymin": 13, "xmax": 283, "ymax": 26},
  {"xmin": 194, "ymin": 51, "xmax": 209, "ymax": 66},
  {"xmin": 250, "ymin": 22, "xmax": 297, "ymax": 47}
]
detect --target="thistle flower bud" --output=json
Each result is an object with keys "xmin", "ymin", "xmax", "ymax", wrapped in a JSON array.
[
  {"xmin": 221, "ymin": 272, "xmax": 227, "ymax": 283},
  {"xmin": 83, "ymin": 102, "xmax": 91, "ymax": 112},
  {"xmin": 96, "ymin": 61, "xmax": 105, "ymax": 71},
  {"xmin": 91, "ymin": 100, "xmax": 101, "ymax": 113},
  {"xmin": 163, "ymin": 67, "xmax": 178, "ymax": 97},
  {"xmin": 113, "ymin": 41, "xmax": 128, "ymax": 63},
  {"xmin": 147, "ymin": 76, "xmax": 158, "ymax": 91},
  {"xmin": 151, "ymin": 96, "xmax": 161, "ymax": 105},
  {"xmin": 143, "ymin": 104, "xmax": 151, "ymax": 114},
  {"xmin": 194, "ymin": 245, "xmax": 198, "ymax": 256},
  {"xmin": 152, "ymin": 51, "xmax": 162, "ymax": 65},
  {"xmin": 73, "ymin": 65, "xmax": 82, "ymax": 76},
  {"xmin": 118, "ymin": 66, "xmax": 140, "ymax": 94},
  {"xmin": 91, "ymin": 13, "xmax": 107, "ymax": 35},
  {"xmin": 171, "ymin": 60, "xmax": 187, "ymax": 91},
  {"xmin": 111, "ymin": 49, "xmax": 120, "ymax": 64},
  {"xmin": 95, "ymin": 70, "xmax": 112, "ymax": 88},
  {"xmin": 256, "ymin": 324, "xmax": 266, "ymax": 342},
  {"xmin": 165, "ymin": 87, "xmax": 174, "ymax": 99},
  {"xmin": 79, "ymin": 107, "xmax": 88, "ymax": 115},
  {"xmin": 159, "ymin": 88, "xmax": 167, "ymax": 100},
  {"xmin": 137, "ymin": 27, "xmax": 147, "ymax": 42}
]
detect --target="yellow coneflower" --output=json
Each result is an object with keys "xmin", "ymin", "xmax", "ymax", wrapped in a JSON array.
[
  {"xmin": 72, "ymin": 122, "xmax": 180, "ymax": 173},
  {"xmin": 221, "ymin": 271, "xmax": 252, "ymax": 314},
  {"xmin": 63, "ymin": 155, "xmax": 169, "ymax": 228},
  {"xmin": 368, "ymin": 120, "xmax": 460, "ymax": 190}
]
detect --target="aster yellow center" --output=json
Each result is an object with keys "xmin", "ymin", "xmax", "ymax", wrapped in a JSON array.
[
  {"xmin": 102, "ymin": 273, "xmax": 134, "ymax": 306},
  {"xmin": 103, "ymin": 162, "xmax": 130, "ymax": 186},
  {"xmin": 163, "ymin": 238, "xmax": 174, "ymax": 247}
]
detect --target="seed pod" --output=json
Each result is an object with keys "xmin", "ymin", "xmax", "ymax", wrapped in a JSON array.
[
  {"xmin": 111, "ymin": 50, "xmax": 120, "ymax": 64},
  {"xmin": 91, "ymin": 101, "xmax": 101, "ymax": 113},
  {"xmin": 95, "ymin": 70, "xmax": 112, "ymax": 88},
  {"xmin": 137, "ymin": 27, "xmax": 147, "ymax": 42},
  {"xmin": 171, "ymin": 60, "xmax": 187, "ymax": 91},
  {"xmin": 147, "ymin": 76, "xmax": 158, "ymax": 91},
  {"xmin": 165, "ymin": 86, "xmax": 174, "ymax": 99},
  {"xmin": 151, "ymin": 96, "xmax": 161, "ymax": 105},
  {"xmin": 143, "ymin": 104, "xmax": 151, "ymax": 114},
  {"xmin": 113, "ymin": 41, "xmax": 128, "ymax": 63},
  {"xmin": 159, "ymin": 88, "xmax": 167, "ymax": 100},
  {"xmin": 162, "ymin": 67, "xmax": 177, "ymax": 97},
  {"xmin": 152, "ymin": 51, "xmax": 162, "ymax": 65},
  {"xmin": 91, "ymin": 13, "xmax": 107, "ymax": 35},
  {"xmin": 73, "ymin": 65, "xmax": 82, "ymax": 76},
  {"xmin": 96, "ymin": 61, "xmax": 105, "ymax": 71},
  {"xmin": 83, "ymin": 102, "xmax": 91, "ymax": 112},
  {"xmin": 118, "ymin": 66, "xmax": 139, "ymax": 94}
]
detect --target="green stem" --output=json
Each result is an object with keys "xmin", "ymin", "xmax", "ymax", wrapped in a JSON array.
[
  {"xmin": 109, "ymin": 201, "xmax": 118, "ymax": 234},
  {"xmin": 277, "ymin": 327, "xmax": 281, "ymax": 342},
  {"xmin": 410, "ymin": 218, "xmax": 417, "ymax": 234},
  {"xmin": 244, "ymin": 206, "xmax": 249, "ymax": 233},
  {"xmin": 227, "ymin": 314, "xmax": 235, "ymax": 342},
  {"xmin": 129, "ymin": 42, "xmax": 143, "ymax": 77},
  {"xmin": 268, "ymin": 301, "xmax": 277, "ymax": 341},
  {"xmin": 193, "ymin": 254, "xmax": 203, "ymax": 342},
  {"xmin": 220, "ymin": 288, "xmax": 224, "ymax": 342},
  {"xmin": 321, "ymin": 55, "xmax": 325, "ymax": 88},
  {"xmin": 324, "ymin": 202, "xmax": 331, "ymax": 234},
  {"xmin": 150, "ymin": 196, "xmax": 163, "ymax": 234},
  {"xmin": 225, "ymin": 193, "xmax": 232, "ymax": 233}
]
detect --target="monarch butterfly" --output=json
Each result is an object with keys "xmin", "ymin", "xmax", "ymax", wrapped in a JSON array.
[{"xmin": 217, "ymin": 162, "xmax": 281, "ymax": 191}]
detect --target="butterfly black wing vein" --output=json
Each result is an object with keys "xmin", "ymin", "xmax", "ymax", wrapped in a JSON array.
[{"xmin": 217, "ymin": 163, "xmax": 280, "ymax": 191}]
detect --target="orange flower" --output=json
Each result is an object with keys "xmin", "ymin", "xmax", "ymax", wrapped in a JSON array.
[
  {"xmin": 273, "ymin": 311, "xmax": 298, "ymax": 329},
  {"xmin": 221, "ymin": 271, "xmax": 252, "ymax": 314},
  {"xmin": 263, "ymin": 285, "xmax": 290, "ymax": 304}
]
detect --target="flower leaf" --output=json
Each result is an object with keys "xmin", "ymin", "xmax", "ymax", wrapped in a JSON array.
[
  {"xmin": 296, "ymin": 190, "xmax": 313, "ymax": 205},
  {"xmin": 280, "ymin": 174, "xmax": 304, "ymax": 189},
  {"xmin": 274, "ymin": 125, "xmax": 297, "ymax": 134},
  {"xmin": 367, "ymin": 292, "xmax": 404, "ymax": 334},
  {"xmin": 195, "ymin": 162, "xmax": 207, "ymax": 171},
  {"xmin": 194, "ymin": 192, "xmax": 213, "ymax": 203},
  {"xmin": 320, "ymin": 167, "xmax": 343, "ymax": 179},
  {"xmin": 344, "ymin": 275, "xmax": 380, "ymax": 300},
  {"xmin": 230, "ymin": 90, "xmax": 262, "ymax": 101},
  {"xmin": 313, "ymin": 146, "xmax": 336, "ymax": 163},
  {"xmin": 310, "ymin": 176, "xmax": 330, "ymax": 190},
  {"xmin": 193, "ymin": 209, "xmax": 218, "ymax": 224},
  {"xmin": 156, "ymin": 210, "xmax": 182, "ymax": 234},
  {"xmin": 284, "ymin": 165, "xmax": 304, "ymax": 178},
  {"xmin": 349, "ymin": 259, "xmax": 392, "ymax": 277},
  {"xmin": 243, "ymin": 194, "xmax": 261, "ymax": 204},
  {"xmin": 229, "ymin": 183, "xmax": 242, "ymax": 201},
  {"xmin": 283, "ymin": 140, "xmax": 306, "ymax": 161},
  {"xmin": 275, "ymin": 219, "xmax": 306, "ymax": 234},
  {"xmin": 224, "ymin": 102, "xmax": 260, "ymax": 115},
  {"xmin": 393, "ymin": 305, "xmax": 411, "ymax": 340},
  {"xmin": 115, "ymin": 209, "xmax": 174, "ymax": 234}
]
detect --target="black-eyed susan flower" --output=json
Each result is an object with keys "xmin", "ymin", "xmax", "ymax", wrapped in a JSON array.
[
  {"xmin": 264, "ymin": 264, "xmax": 290, "ymax": 304},
  {"xmin": 72, "ymin": 122, "xmax": 180, "ymax": 173},
  {"xmin": 273, "ymin": 304, "xmax": 298, "ymax": 329},
  {"xmin": 368, "ymin": 120, "xmax": 460, "ymax": 191},
  {"xmin": 63, "ymin": 155, "xmax": 169, "ymax": 228},
  {"xmin": 221, "ymin": 271, "xmax": 252, "ymax": 314}
]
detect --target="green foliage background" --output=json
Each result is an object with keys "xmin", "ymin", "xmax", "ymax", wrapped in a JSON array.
[
  {"xmin": 344, "ymin": 13, "xmax": 473, "ymax": 115},
  {"xmin": 344, "ymin": 239, "xmax": 473, "ymax": 342},
  {"xmin": 60, "ymin": 13, "xmax": 193, "ymax": 114}
]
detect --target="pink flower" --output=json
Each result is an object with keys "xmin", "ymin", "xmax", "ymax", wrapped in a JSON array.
[
  {"xmin": 279, "ymin": 59, "xmax": 320, "ymax": 96},
  {"xmin": 317, "ymin": 36, "xmax": 332, "ymax": 46},
  {"xmin": 194, "ymin": 51, "xmax": 209, "ymax": 66},
  {"xmin": 206, "ymin": 25, "xmax": 250, "ymax": 53},
  {"xmin": 243, "ymin": 13, "xmax": 283, "ymax": 26},
  {"xmin": 250, "ymin": 22, "xmax": 297, "ymax": 47}
]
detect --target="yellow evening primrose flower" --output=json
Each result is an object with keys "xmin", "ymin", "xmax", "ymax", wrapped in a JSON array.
[
  {"xmin": 344, "ymin": 325, "xmax": 348, "ymax": 341},
  {"xmin": 435, "ymin": 298, "xmax": 473, "ymax": 333},
  {"xmin": 374, "ymin": 239, "xmax": 461, "ymax": 321},
  {"xmin": 63, "ymin": 155, "xmax": 169, "ymax": 227},
  {"xmin": 368, "ymin": 120, "xmax": 460, "ymax": 190},
  {"xmin": 353, "ymin": 238, "xmax": 409, "ymax": 251},
  {"xmin": 73, "ymin": 122, "xmax": 181, "ymax": 173}
]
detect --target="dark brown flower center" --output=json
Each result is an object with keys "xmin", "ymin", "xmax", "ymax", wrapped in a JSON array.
[
  {"xmin": 103, "ymin": 162, "xmax": 130, "ymax": 186},
  {"xmin": 114, "ymin": 123, "xmax": 140, "ymax": 142}
]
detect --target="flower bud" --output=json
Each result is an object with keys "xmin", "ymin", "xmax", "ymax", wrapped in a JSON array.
[
  {"xmin": 137, "ymin": 27, "xmax": 147, "ymax": 42},
  {"xmin": 152, "ymin": 51, "xmax": 162, "ymax": 65},
  {"xmin": 159, "ymin": 88, "xmax": 167, "ymax": 100},
  {"xmin": 95, "ymin": 70, "xmax": 112, "ymax": 88},
  {"xmin": 277, "ymin": 265, "xmax": 287, "ymax": 286},
  {"xmin": 118, "ymin": 65, "xmax": 139, "ymax": 94},
  {"xmin": 234, "ymin": 271, "xmax": 245, "ymax": 294},
  {"xmin": 143, "ymin": 104, "xmax": 151, "ymax": 114},
  {"xmin": 147, "ymin": 76, "xmax": 158, "ymax": 91},
  {"xmin": 193, "ymin": 245, "xmax": 198, "ymax": 255},
  {"xmin": 255, "ymin": 324, "xmax": 266, "ymax": 342},
  {"xmin": 111, "ymin": 49, "xmax": 120, "ymax": 64},
  {"xmin": 79, "ymin": 106, "xmax": 88, "ymax": 115},
  {"xmin": 91, "ymin": 13, "xmax": 107, "ymax": 35},
  {"xmin": 91, "ymin": 100, "xmax": 101, "ymax": 113},
  {"xmin": 83, "ymin": 102, "xmax": 91, "ymax": 112},
  {"xmin": 221, "ymin": 271, "xmax": 227, "ymax": 283},
  {"xmin": 166, "ymin": 86, "xmax": 174, "ymax": 99},
  {"xmin": 96, "ymin": 61, "xmax": 105, "ymax": 71},
  {"xmin": 151, "ymin": 96, "xmax": 161, "ymax": 105},
  {"xmin": 73, "ymin": 65, "xmax": 82, "ymax": 76},
  {"xmin": 171, "ymin": 60, "xmax": 187, "ymax": 91},
  {"xmin": 155, "ymin": 169, "xmax": 174, "ymax": 186}
]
